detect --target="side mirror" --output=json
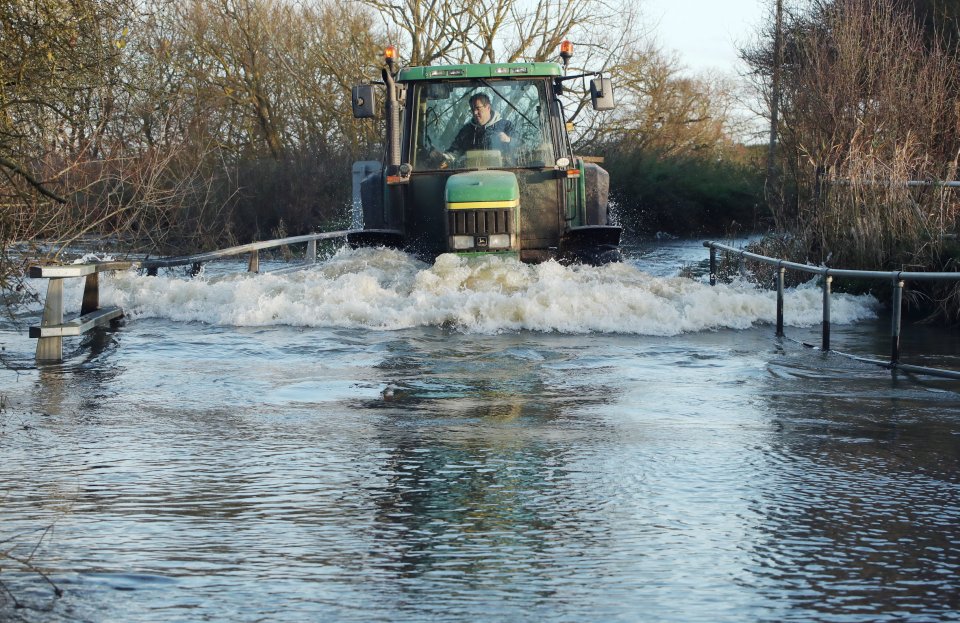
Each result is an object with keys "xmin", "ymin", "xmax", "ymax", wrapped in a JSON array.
[
  {"xmin": 352, "ymin": 85, "xmax": 376, "ymax": 118},
  {"xmin": 590, "ymin": 78, "xmax": 615, "ymax": 111}
]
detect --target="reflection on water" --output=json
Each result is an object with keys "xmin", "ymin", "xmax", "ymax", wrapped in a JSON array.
[
  {"xmin": 754, "ymin": 365, "xmax": 960, "ymax": 618},
  {"xmin": 1, "ymin": 244, "xmax": 959, "ymax": 622}
]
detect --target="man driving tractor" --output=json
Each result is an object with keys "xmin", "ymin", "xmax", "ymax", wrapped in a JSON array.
[{"xmin": 446, "ymin": 93, "xmax": 514, "ymax": 156}]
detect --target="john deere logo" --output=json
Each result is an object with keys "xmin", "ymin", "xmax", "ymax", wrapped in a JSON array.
[{"xmin": 476, "ymin": 236, "xmax": 488, "ymax": 247}]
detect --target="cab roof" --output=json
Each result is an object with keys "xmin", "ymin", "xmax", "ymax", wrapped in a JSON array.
[{"xmin": 398, "ymin": 62, "xmax": 563, "ymax": 81}]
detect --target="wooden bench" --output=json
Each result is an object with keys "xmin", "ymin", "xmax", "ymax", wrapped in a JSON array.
[{"xmin": 29, "ymin": 261, "xmax": 134, "ymax": 362}]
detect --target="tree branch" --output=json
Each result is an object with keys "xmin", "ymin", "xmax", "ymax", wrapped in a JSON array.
[{"xmin": 0, "ymin": 156, "xmax": 68, "ymax": 204}]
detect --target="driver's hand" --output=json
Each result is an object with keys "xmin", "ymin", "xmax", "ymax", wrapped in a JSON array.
[
  {"xmin": 430, "ymin": 150, "xmax": 454, "ymax": 168},
  {"xmin": 498, "ymin": 132, "xmax": 511, "ymax": 143}
]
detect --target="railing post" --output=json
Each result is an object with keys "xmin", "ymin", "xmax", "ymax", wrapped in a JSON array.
[
  {"xmin": 776, "ymin": 263, "xmax": 785, "ymax": 337},
  {"xmin": 822, "ymin": 272, "xmax": 832, "ymax": 351},
  {"xmin": 36, "ymin": 278, "xmax": 65, "ymax": 362},
  {"xmin": 307, "ymin": 239, "xmax": 317, "ymax": 264},
  {"xmin": 248, "ymin": 251, "xmax": 259, "ymax": 273},
  {"xmin": 891, "ymin": 277, "xmax": 904, "ymax": 365},
  {"xmin": 709, "ymin": 246, "xmax": 717, "ymax": 286}
]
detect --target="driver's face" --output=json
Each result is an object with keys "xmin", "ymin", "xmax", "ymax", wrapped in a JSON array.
[{"xmin": 471, "ymin": 101, "xmax": 492, "ymax": 125}]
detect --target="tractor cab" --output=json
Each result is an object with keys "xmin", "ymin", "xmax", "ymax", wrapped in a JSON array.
[
  {"xmin": 350, "ymin": 44, "xmax": 620, "ymax": 264},
  {"xmin": 412, "ymin": 77, "xmax": 559, "ymax": 172}
]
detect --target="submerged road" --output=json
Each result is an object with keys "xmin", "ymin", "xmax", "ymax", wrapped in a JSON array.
[{"xmin": 2, "ymin": 240, "xmax": 958, "ymax": 622}]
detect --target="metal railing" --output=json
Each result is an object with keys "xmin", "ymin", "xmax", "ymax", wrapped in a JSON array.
[
  {"xmin": 27, "ymin": 229, "xmax": 401, "ymax": 361},
  {"xmin": 705, "ymin": 241, "xmax": 960, "ymax": 380},
  {"xmin": 138, "ymin": 229, "xmax": 363, "ymax": 274}
]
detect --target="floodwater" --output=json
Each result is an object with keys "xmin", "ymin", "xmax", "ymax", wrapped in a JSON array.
[{"xmin": 1, "ymin": 240, "xmax": 959, "ymax": 622}]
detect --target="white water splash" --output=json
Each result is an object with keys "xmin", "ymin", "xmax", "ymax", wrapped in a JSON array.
[{"xmin": 101, "ymin": 247, "xmax": 879, "ymax": 335}]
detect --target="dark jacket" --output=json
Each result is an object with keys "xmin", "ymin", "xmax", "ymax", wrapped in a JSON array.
[{"xmin": 449, "ymin": 112, "xmax": 514, "ymax": 153}]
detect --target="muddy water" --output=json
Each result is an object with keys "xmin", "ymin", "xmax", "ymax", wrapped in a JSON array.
[{"xmin": 1, "ymin": 242, "xmax": 958, "ymax": 622}]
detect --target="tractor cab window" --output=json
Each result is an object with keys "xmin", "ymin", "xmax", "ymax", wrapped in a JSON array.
[{"xmin": 411, "ymin": 79, "xmax": 556, "ymax": 171}]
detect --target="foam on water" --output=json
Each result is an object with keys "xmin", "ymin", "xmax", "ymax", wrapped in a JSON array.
[{"xmin": 99, "ymin": 247, "xmax": 879, "ymax": 335}]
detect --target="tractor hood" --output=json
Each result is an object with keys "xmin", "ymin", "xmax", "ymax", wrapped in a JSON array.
[{"xmin": 445, "ymin": 170, "xmax": 519, "ymax": 208}]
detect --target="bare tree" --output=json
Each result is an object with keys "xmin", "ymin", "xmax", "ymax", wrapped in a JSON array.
[
  {"xmin": 358, "ymin": 0, "xmax": 474, "ymax": 65},
  {"xmin": 360, "ymin": 0, "xmax": 643, "ymax": 68},
  {"xmin": 748, "ymin": 0, "xmax": 959, "ymax": 260},
  {"xmin": 742, "ymin": 0, "xmax": 960, "ymax": 320},
  {"xmin": 1, "ymin": 0, "xmax": 131, "ymax": 291}
]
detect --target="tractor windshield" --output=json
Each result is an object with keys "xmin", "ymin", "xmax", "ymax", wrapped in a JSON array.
[{"xmin": 410, "ymin": 79, "xmax": 557, "ymax": 171}]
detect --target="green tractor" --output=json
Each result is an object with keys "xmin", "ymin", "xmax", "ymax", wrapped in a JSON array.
[{"xmin": 349, "ymin": 42, "xmax": 620, "ymax": 264}]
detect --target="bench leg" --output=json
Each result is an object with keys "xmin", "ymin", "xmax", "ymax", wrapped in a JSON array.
[
  {"xmin": 36, "ymin": 278, "xmax": 64, "ymax": 362},
  {"xmin": 81, "ymin": 272, "xmax": 99, "ymax": 315}
]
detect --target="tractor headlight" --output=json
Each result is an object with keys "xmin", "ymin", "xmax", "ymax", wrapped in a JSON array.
[
  {"xmin": 488, "ymin": 234, "xmax": 511, "ymax": 249},
  {"xmin": 451, "ymin": 235, "xmax": 474, "ymax": 250}
]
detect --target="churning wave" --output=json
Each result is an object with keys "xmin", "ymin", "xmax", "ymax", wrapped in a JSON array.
[{"xmin": 99, "ymin": 247, "xmax": 879, "ymax": 335}]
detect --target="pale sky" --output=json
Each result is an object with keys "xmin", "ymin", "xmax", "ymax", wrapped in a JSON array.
[{"xmin": 644, "ymin": 0, "xmax": 769, "ymax": 76}]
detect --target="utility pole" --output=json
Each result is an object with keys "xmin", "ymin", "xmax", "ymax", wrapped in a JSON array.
[{"xmin": 766, "ymin": 0, "xmax": 784, "ymax": 219}]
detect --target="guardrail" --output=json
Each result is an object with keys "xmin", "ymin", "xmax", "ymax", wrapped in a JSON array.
[
  {"xmin": 27, "ymin": 229, "xmax": 402, "ymax": 362},
  {"xmin": 705, "ymin": 241, "xmax": 960, "ymax": 380},
  {"xmin": 139, "ymin": 229, "xmax": 356, "ymax": 274}
]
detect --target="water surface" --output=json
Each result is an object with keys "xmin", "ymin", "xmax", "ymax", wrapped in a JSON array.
[{"xmin": 2, "ymin": 241, "xmax": 958, "ymax": 622}]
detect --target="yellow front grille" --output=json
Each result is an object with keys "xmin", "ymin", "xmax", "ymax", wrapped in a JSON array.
[{"xmin": 446, "ymin": 199, "xmax": 520, "ymax": 210}]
